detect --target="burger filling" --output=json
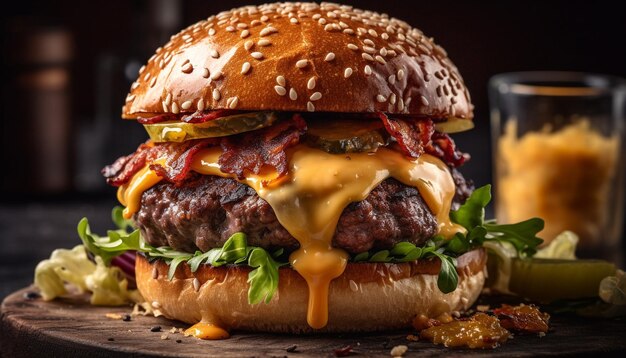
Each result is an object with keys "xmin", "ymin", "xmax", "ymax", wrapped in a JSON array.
[{"xmin": 94, "ymin": 110, "xmax": 542, "ymax": 329}]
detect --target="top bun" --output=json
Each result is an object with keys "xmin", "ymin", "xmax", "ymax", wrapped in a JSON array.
[{"xmin": 122, "ymin": 2, "xmax": 473, "ymax": 121}]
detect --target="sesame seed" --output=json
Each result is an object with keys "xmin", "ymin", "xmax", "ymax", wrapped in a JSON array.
[
  {"xmin": 309, "ymin": 92, "xmax": 322, "ymax": 101},
  {"xmin": 324, "ymin": 52, "xmax": 335, "ymax": 61},
  {"xmin": 274, "ymin": 85, "xmax": 287, "ymax": 96},
  {"xmin": 260, "ymin": 27, "xmax": 278, "ymax": 36},
  {"xmin": 307, "ymin": 77, "xmax": 316, "ymax": 90},
  {"xmin": 193, "ymin": 278, "xmax": 200, "ymax": 292},
  {"xmin": 368, "ymin": 29, "xmax": 378, "ymax": 37},
  {"xmin": 397, "ymin": 69, "xmax": 405, "ymax": 80},
  {"xmin": 388, "ymin": 74, "xmax": 396, "ymax": 85},
  {"xmin": 257, "ymin": 39, "xmax": 271, "ymax": 46},
  {"xmin": 125, "ymin": 94, "xmax": 135, "ymax": 102},
  {"xmin": 363, "ymin": 39, "xmax": 375, "ymax": 46},
  {"xmin": 295, "ymin": 59, "xmax": 308, "ymax": 69},
  {"xmin": 149, "ymin": 77, "xmax": 157, "ymax": 87},
  {"xmin": 389, "ymin": 93, "xmax": 397, "ymax": 105},
  {"xmin": 420, "ymin": 95, "xmax": 429, "ymax": 106},
  {"xmin": 318, "ymin": 18, "xmax": 327, "ymax": 25},
  {"xmin": 380, "ymin": 47, "xmax": 388, "ymax": 56},
  {"xmin": 323, "ymin": 24, "xmax": 335, "ymax": 32},
  {"xmin": 197, "ymin": 98, "xmax": 205, "ymax": 111},
  {"xmin": 344, "ymin": 67, "xmax": 353, "ymax": 78},
  {"xmin": 312, "ymin": 14, "xmax": 321, "ymax": 20},
  {"xmin": 208, "ymin": 28, "xmax": 216, "ymax": 36},
  {"xmin": 237, "ymin": 23, "xmax": 248, "ymax": 29},
  {"xmin": 376, "ymin": 94, "xmax": 387, "ymax": 102},
  {"xmin": 375, "ymin": 55, "xmax": 386, "ymax": 64},
  {"xmin": 289, "ymin": 88, "xmax": 298, "ymax": 100},
  {"xmin": 181, "ymin": 63, "xmax": 193, "ymax": 74},
  {"xmin": 251, "ymin": 52, "xmax": 264, "ymax": 60},
  {"xmin": 226, "ymin": 26, "xmax": 235, "ymax": 32},
  {"xmin": 364, "ymin": 65, "xmax": 372, "ymax": 75},
  {"xmin": 181, "ymin": 100, "xmax": 192, "ymax": 110},
  {"xmin": 307, "ymin": 101, "xmax": 315, "ymax": 112},
  {"xmin": 339, "ymin": 21, "xmax": 349, "ymax": 28},
  {"xmin": 290, "ymin": 17, "xmax": 298, "ymax": 24},
  {"xmin": 152, "ymin": 266, "xmax": 158, "ymax": 279},
  {"xmin": 362, "ymin": 53, "xmax": 374, "ymax": 61},
  {"xmin": 349, "ymin": 280, "xmax": 358, "ymax": 292},
  {"xmin": 138, "ymin": 65, "xmax": 146, "ymax": 74},
  {"xmin": 343, "ymin": 28, "xmax": 355, "ymax": 35},
  {"xmin": 210, "ymin": 49, "xmax": 220, "ymax": 58},
  {"xmin": 161, "ymin": 101, "xmax": 168, "ymax": 112},
  {"xmin": 210, "ymin": 71, "xmax": 222, "ymax": 81},
  {"xmin": 347, "ymin": 43, "xmax": 358, "ymax": 50},
  {"xmin": 244, "ymin": 40, "xmax": 254, "ymax": 51},
  {"xmin": 405, "ymin": 96, "xmax": 412, "ymax": 107},
  {"xmin": 240, "ymin": 29, "xmax": 250, "ymax": 38},
  {"xmin": 172, "ymin": 102, "xmax": 180, "ymax": 114},
  {"xmin": 260, "ymin": 15, "xmax": 269, "ymax": 22},
  {"xmin": 227, "ymin": 96, "xmax": 239, "ymax": 109},
  {"xmin": 381, "ymin": 32, "xmax": 389, "ymax": 40},
  {"xmin": 131, "ymin": 82, "xmax": 139, "ymax": 90},
  {"xmin": 363, "ymin": 46, "xmax": 376, "ymax": 54},
  {"xmin": 276, "ymin": 75, "xmax": 286, "ymax": 86},
  {"xmin": 212, "ymin": 88, "xmax": 221, "ymax": 101},
  {"xmin": 165, "ymin": 93, "xmax": 172, "ymax": 106},
  {"xmin": 397, "ymin": 98, "xmax": 405, "ymax": 111},
  {"xmin": 241, "ymin": 62, "xmax": 251, "ymax": 74},
  {"xmin": 202, "ymin": 68, "xmax": 210, "ymax": 78}
]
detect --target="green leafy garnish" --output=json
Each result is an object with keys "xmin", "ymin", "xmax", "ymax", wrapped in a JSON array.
[
  {"xmin": 352, "ymin": 185, "xmax": 544, "ymax": 294},
  {"xmin": 78, "ymin": 208, "xmax": 283, "ymax": 304}
]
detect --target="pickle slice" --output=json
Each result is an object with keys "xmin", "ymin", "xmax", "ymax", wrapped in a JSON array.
[
  {"xmin": 143, "ymin": 112, "xmax": 278, "ymax": 142},
  {"xmin": 306, "ymin": 119, "xmax": 389, "ymax": 153},
  {"xmin": 434, "ymin": 117, "xmax": 475, "ymax": 133},
  {"xmin": 509, "ymin": 258, "xmax": 616, "ymax": 302}
]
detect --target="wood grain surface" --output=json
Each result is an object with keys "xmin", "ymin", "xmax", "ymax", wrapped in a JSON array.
[{"xmin": 1, "ymin": 286, "xmax": 625, "ymax": 357}]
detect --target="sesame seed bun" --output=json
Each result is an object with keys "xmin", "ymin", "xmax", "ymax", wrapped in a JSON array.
[
  {"xmin": 122, "ymin": 2, "xmax": 473, "ymax": 121},
  {"xmin": 135, "ymin": 249, "xmax": 486, "ymax": 333}
]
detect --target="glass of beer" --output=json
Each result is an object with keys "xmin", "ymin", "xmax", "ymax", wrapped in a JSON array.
[{"xmin": 489, "ymin": 72, "xmax": 626, "ymax": 261}]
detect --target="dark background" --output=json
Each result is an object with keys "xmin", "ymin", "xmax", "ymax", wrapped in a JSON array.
[{"xmin": 1, "ymin": 1, "xmax": 625, "ymax": 297}]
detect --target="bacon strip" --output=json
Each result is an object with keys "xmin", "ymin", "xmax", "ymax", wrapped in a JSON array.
[
  {"xmin": 378, "ymin": 112, "xmax": 469, "ymax": 167},
  {"xmin": 103, "ymin": 115, "xmax": 306, "ymax": 186},
  {"xmin": 219, "ymin": 114, "xmax": 307, "ymax": 179},
  {"xmin": 150, "ymin": 139, "xmax": 218, "ymax": 183},
  {"xmin": 102, "ymin": 142, "xmax": 154, "ymax": 186}
]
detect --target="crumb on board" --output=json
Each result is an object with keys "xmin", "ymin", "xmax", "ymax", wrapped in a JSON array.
[
  {"xmin": 390, "ymin": 345, "xmax": 408, "ymax": 357},
  {"xmin": 105, "ymin": 313, "xmax": 122, "ymax": 320}
]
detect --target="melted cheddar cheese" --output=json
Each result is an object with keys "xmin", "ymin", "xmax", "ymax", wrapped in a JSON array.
[{"xmin": 117, "ymin": 144, "xmax": 463, "ymax": 329}]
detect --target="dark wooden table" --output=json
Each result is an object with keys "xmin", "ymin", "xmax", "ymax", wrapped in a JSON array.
[{"xmin": 2, "ymin": 198, "xmax": 626, "ymax": 357}]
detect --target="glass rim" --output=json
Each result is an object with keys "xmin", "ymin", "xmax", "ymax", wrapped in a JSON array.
[{"xmin": 489, "ymin": 71, "xmax": 626, "ymax": 97}]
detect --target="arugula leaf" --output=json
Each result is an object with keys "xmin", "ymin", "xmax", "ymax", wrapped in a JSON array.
[
  {"xmin": 111, "ymin": 206, "xmax": 134, "ymax": 231},
  {"xmin": 449, "ymin": 185, "xmax": 491, "ymax": 230},
  {"xmin": 247, "ymin": 248, "xmax": 280, "ymax": 304},
  {"xmin": 432, "ymin": 252, "xmax": 458, "ymax": 294},
  {"xmin": 484, "ymin": 218, "xmax": 544, "ymax": 257}
]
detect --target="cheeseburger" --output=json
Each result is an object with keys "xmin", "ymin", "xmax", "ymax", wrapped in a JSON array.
[{"xmin": 104, "ymin": 2, "xmax": 489, "ymax": 335}]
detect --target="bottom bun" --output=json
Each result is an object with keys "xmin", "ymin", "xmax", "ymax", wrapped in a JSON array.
[{"xmin": 136, "ymin": 249, "xmax": 486, "ymax": 333}]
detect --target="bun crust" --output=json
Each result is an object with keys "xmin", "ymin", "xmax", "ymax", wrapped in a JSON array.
[
  {"xmin": 135, "ymin": 249, "xmax": 486, "ymax": 333},
  {"xmin": 123, "ymin": 2, "xmax": 473, "ymax": 121}
]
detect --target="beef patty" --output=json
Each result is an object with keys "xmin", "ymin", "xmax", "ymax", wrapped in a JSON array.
[{"xmin": 135, "ymin": 169, "xmax": 473, "ymax": 254}]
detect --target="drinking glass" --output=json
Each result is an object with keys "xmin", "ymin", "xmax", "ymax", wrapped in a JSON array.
[{"xmin": 489, "ymin": 71, "xmax": 626, "ymax": 261}]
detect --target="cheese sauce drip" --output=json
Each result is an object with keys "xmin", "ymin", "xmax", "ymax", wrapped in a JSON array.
[{"xmin": 118, "ymin": 145, "xmax": 463, "ymax": 329}]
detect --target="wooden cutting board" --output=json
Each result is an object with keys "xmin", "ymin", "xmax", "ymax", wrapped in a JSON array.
[{"xmin": 1, "ymin": 287, "xmax": 625, "ymax": 357}]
